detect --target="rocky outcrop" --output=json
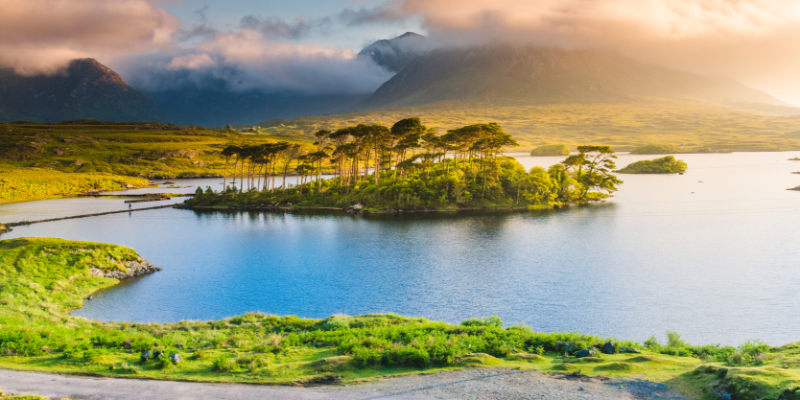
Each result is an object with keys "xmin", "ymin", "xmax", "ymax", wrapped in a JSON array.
[
  {"xmin": 90, "ymin": 257, "xmax": 161, "ymax": 279},
  {"xmin": 0, "ymin": 222, "xmax": 10, "ymax": 234}
]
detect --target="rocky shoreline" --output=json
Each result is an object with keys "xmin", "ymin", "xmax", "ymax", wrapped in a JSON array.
[
  {"xmin": 90, "ymin": 257, "xmax": 162, "ymax": 279},
  {"xmin": 0, "ymin": 222, "xmax": 10, "ymax": 234}
]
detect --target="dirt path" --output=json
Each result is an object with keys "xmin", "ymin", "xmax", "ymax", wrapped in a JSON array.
[{"xmin": 0, "ymin": 368, "xmax": 690, "ymax": 400}]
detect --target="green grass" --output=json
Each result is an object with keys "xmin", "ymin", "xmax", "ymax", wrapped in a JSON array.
[
  {"xmin": 2, "ymin": 237, "xmax": 800, "ymax": 399},
  {"xmin": 0, "ymin": 121, "xmax": 312, "ymax": 202},
  {"xmin": 0, "ymin": 166, "xmax": 149, "ymax": 204},
  {"xmin": 618, "ymin": 156, "xmax": 688, "ymax": 174}
]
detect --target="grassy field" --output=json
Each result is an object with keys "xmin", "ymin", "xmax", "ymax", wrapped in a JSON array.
[
  {"xmin": 0, "ymin": 237, "xmax": 799, "ymax": 399},
  {"xmin": 0, "ymin": 121, "xmax": 313, "ymax": 179},
  {"xmin": 0, "ymin": 120, "xmax": 315, "ymax": 202},
  {"xmin": 250, "ymin": 98, "xmax": 800, "ymax": 153}
]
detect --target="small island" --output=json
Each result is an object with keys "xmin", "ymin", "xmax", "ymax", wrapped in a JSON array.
[
  {"xmin": 790, "ymin": 157, "xmax": 800, "ymax": 161},
  {"xmin": 185, "ymin": 119, "xmax": 624, "ymax": 212},
  {"xmin": 0, "ymin": 222, "xmax": 9, "ymax": 234},
  {"xmin": 617, "ymin": 156, "xmax": 687, "ymax": 174},
  {"xmin": 530, "ymin": 144, "xmax": 570, "ymax": 156}
]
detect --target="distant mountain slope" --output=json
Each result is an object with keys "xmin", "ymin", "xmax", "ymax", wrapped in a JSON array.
[
  {"xmin": 0, "ymin": 59, "xmax": 173, "ymax": 123},
  {"xmin": 358, "ymin": 32, "xmax": 426, "ymax": 73},
  {"xmin": 352, "ymin": 45, "xmax": 794, "ymax": 112},
  {"xmin": 141, "ymin": 83, "xmax": 368, "ymax": 128}
]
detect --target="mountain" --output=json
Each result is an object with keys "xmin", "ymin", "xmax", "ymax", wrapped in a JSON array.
[
  {"xmin": 352, "ymin": 45, "xmax": 794, "ymax": 112},
  {"xmin": 0, "ymin": 59, "xmax": 173, "ymax": 123},
  {"xmin": 358, "ymin": 32, "xmax": 427, "ymax": 73},
  {"xmin": 141, "ymin": 83, "xmax": 368, "ymax": 128}
]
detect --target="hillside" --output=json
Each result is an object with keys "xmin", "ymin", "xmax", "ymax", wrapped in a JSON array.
[
  {"xmin": 357, "ymin": 32, "xmax": 426, "ymax": 73},
  {"xmin": 0, "ymin": 59, "xmax": 173, "ymax": 123},
  {"xmin": 352, "ymin": 45, "xmax": 794, "ymax": 113},
  {"xmin": 0, "ymin": 120, "xmax": 311, "ymax": 180},
  {"xmin": 258, "ymin": 99, "xmax": 800, "ymax": 152}
]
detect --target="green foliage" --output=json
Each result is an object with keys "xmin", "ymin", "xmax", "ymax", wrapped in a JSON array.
[
  {"xmin": 0, "ymin": 166, "xmax": 147, "ymax": 203},
  {"xmin": 187, "ymin": 121, "xmax": 622, "ymax": 210},
  {"xmin": 618, "ymin": 156, "xmax": 687, "ymax": 174},
  {"xmin": 630, "ymin": 144, "xmax": 678, "ymax": 155},
  {"xmin": 530, "ymin": 144, "xmax": 570, "ymax": 156}
]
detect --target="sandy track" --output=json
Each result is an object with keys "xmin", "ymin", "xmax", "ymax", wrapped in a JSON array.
[{"xmin": 0, "ymin": 368, "xmax": 689, "ymax": 400}]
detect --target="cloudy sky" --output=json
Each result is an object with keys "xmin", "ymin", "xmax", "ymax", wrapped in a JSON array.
[{"xmin": 2, "ymin": 0, "xmax": 799, "ymax": 104}]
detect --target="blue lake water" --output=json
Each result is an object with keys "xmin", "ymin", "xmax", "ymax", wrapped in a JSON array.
[{"xmin": 1, "ymin": 152, "xmax": 799, "ymax": 346}]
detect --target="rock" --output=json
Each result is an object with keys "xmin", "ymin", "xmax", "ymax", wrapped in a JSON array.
[
  {"xmin": 353, "ymin": 203, "xmax": 363, "ymax": 211},
  {"xmin": 175, "ymin": 344, "xmax": 184, "ymax": 349},
  {"xmin": 88, "ymin": 257, "xmax": 162, "ymax": 280},
  {"xmin": 74, "ymin": 160, "xmax": 84, "ymax": 166},
  {"xmin": 122, "ymin": 340, "xmax": 132, "ymax": 349},
  {"xmin": 602, "ymin": 341, "xmax": 616, "ymax": 354},
  {"xmin": 140, "ymin": 350, "xmax": 151, "ymax": 361},
  {"xmin": 563, "ymin": 343, "xmax": 576, "ymax": 354},
  {"xmin": 153, "ymin": 350, "xmax": 164, "ymax": 359},
  {"xmin": 619, "ymin": 347, "xmax": 641, "ymax": 353},
  {"xmin": 169, "ymin": 353, "xmax": 182, "ymax": 364},
  {"xmin": 574, "ymin": 349, "xmax": 598, "ymax": 358}
]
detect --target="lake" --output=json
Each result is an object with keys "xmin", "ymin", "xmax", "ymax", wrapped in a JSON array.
[{"xmin": 1, "ymin": 152, "xmax": 799, "ymax": 346}]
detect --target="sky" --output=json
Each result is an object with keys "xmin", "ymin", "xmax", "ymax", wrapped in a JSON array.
[{"xmin": 1, "ymin": 0, "xmax": 799, "ymax": 104}]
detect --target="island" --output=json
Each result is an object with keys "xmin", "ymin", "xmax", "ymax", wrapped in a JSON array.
[
  {"xmin": 530, "ymin": 143, "xmax": 570, "ymax": 156},
  {"xmin": 617, "ymin": 156, "xmax": 688, "ymax": 174},
  {"xmin": 184, "ymin": 120, "xmax": 624, "ymax": 212}
]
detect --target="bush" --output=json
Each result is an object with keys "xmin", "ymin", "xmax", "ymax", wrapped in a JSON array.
[
  {"xmin": 352, "ymin": 346, "xmax": 382, "ymax": 367},
  {"xmin": 322, "ymin": 316, "xmax": 351, "ymax": 331},
  {"xmin": 383, "ymin": 346, "xmax": 430, "ymax": 368},
  {"xmin": 460, "ymin": 315, "xmax": 503, "ymax": 328},
  {"xmin": 212, "ymin": 355, "xmax": 240, "ymax": 372}
]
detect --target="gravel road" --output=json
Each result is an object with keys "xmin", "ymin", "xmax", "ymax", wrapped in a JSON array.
[{"xmin": 1, "ymin": 368, "xmax": 690, "ymax": 400}]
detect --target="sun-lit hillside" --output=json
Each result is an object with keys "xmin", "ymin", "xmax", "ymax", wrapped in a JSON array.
[{"xmin": 257, "ymin": 98, "xmax": 800, "ymax": 152}]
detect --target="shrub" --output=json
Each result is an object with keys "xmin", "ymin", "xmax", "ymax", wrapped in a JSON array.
[
  {"xmin": 322, "ymin": 316, "xmax": 351, "ymax": 331},
  {"xmin": 212, "ymin": 355, "xmax": 240, "ymax": 373},
  {"xmin": 352, "ymin": 346, "xmax": 382, "ymax": 367},
  {"xmin": 383, "ymin": 346, "xmax": 430, "ymax": 368},
  {"xmin": 667, "ymin": 331, "xmax": 687, "ymax": 348}
]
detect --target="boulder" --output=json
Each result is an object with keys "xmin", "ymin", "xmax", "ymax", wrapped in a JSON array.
[
  {"xmin": 574, "ymin": 349, "xmax": 598, "ymax": 358},
  {"xmin": 153, "ymin": 350, "xmax": 164, "ymax": 359},
  {"xmin": 175, "ymin": 344, "xmax": 184, "ymax": 349},
  {"xmin": 122, "ymin": 340, "xmax": 131, "ymax": 349},
  {"xmin": 563, "ymin": 343, "xmax": 576, "ymax": 354},
  {"xmin": 353, "ymin": 203, "xmax": 363, "ymax": 211},
  {"xmin": 602, "ymin": 341, "xmax": 616, "ymax": 355},
  {"xmin": 169, "ymin": 353, "xmax": 183, "ymax": 364},
  {"xmin": 140, "ymin": 350, "xmax": 151, "ymax": 361},
  {"xmin": 619, "ymin": 347, "xmax": 641, "ymax": 354}
]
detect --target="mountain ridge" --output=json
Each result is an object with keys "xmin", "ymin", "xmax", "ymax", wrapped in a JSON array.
[
  {"xmin": 351, "ymin": 45, "xmax": 793, "ymax": 113},
  {"xmin": 0, "ymin": 59, "xmax": 174, "ymax": 123}
]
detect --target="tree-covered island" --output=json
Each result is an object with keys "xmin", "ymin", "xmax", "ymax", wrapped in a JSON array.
[
  {"xmin": 618, "ymin": 156, "xmax": 688, "ymax": 174},
  {"xmin": 184, "ymin": 119, "xmax": 623, "ymax": 211}
]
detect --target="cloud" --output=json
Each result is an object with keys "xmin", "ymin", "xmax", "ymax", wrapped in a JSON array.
[
  {"xmin": 239, "ymin": 15, "xmax": 330, "ymax": 39},
  {"xmin": 122, "ymin": 30, "xmax": 393, "ymax": 95},
  {"xmin": 0, "ymin": 0, "xmax": 180, "ymax": 74},
  {"xmin": 349, "ymin": 0, "xmax": 800, "ymax": 104}
]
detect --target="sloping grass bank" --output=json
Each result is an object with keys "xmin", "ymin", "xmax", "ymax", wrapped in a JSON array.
[
  {"xmin": 0, "ymin": 166, "xmax": 149, "ymax": 204},
  {"xmin": 1, "ymin": 238, "xmax": 799, "ymax": 399}
]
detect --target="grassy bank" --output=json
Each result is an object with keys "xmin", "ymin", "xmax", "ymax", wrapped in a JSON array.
[
  {"xmin": 1, "ymin": 237, "xmax": 800, "ymax": 399},
  {"xmin": 0, "ymin": 166, "xmax": 149, "ymax": 204}
]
